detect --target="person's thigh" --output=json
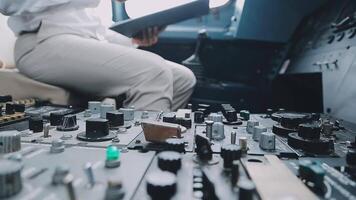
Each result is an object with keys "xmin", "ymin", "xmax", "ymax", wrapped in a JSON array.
[
  {"xmin": 17, "ymin": 34, "xmax": 174, "ymax": 110},
  {"xmin": 165, "ymin": 61, "xmax": 196, "ymax": 110}
]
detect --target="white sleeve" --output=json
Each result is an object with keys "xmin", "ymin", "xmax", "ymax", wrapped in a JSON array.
[{"xmin": 0, "ymin": 0, "xmax": 100, "ymax": 16}]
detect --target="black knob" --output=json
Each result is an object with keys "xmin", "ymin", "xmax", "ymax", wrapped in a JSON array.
[
  {"xmin": 0, "ymin": 95, "xmax": 12, "ymax": 103},
  {"xmin": 346, "ymin": 149, "xmax": 356, "ymax": 166},
  {"xmin": 220, "ymin": 144, "xmax": 242, "ymax": 169},
  {"xmin": 163, "ymin": 113, "xmax": 176, "ymax": 124},
  {"xmin": 50, "ymin": 112, "xmax": 65, "ymax": 126},
  {"xmin": 5, "ymin": 103, "xmax": 15, "ymax": 115},
  {"xmin": 198, "ymin": 104, "xmax": 210, "ymax": 115},
  {"xmin": 178, "ymin": 118, "xmax": 191, "ymax": 129},
  {"xmin": 165, "ymin": 138, "xmax": 186, "ymax": 153},
  {"xmin": 57, "ymin": 115, "xmax": 79, "ymax": 131},
  {"xmin": 194, "ymin": 111, "xmax": 204, "ymax": 123},
  {"xmin": 158, "ymin": 151, "xmax": 182, "ymax": 174},
  {"xmin": 85, "ymin": 119, "xmax": 109, "ymax": 138},
  {"xmin": 186, "ymin": 104, "xmax": 192, "ymax": 110},
  {"xmin": 29, "ymin": 117, "xmax": 43, "ymax": 133},
  {"xmin": 238, "ymin": 178, "xmax": 255, "ymax": 200},
  {"xmin": 146, "ymin": 171, "xmax": 177, "ymax": 200},
  {"xmin": 298, "ymin": 123, "xmax": 321, "ymax": 140},
  {"xmin": 266, "ymin": 108, "xmax": 273, "ymax": 117},
  {"xmin": 13, "ymin": 104, "xmax": 25, "ymax": 113},
  {"xmin": 280, "ymin": 114, "xmax": 307, "ymax": 129},
  {"xmin": 106, "ymin": 111, "xmax": 124, "ymax": 127},
  {"xmin": 225, "ymin": 110, "xmax": 238, "ymax": 122}
]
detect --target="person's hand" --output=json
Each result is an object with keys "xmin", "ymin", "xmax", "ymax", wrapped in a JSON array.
[{"xmin": 132, "ymin": 27, "xmax": 164, "ymax": 47}]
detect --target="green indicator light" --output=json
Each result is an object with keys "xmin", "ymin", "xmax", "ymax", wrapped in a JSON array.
[{"xmin": 106, "ymin": 146, "xmax": 120, "ymax": 161}]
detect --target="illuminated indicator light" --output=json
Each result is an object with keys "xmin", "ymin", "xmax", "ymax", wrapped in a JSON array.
[{"xmin": 106, "ymin": 146, "xmax": 120, "ymax": 161}]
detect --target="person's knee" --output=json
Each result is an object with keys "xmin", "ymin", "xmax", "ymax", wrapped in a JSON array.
[{"xmin": 186, "ymin": 68, "xmax": 197, "ymax": 89}]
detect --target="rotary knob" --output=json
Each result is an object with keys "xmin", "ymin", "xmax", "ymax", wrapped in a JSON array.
[
  {"xmin": 346, "ymin": 149, "xmax": 356, "ymax": 166},
  {"xmin": 50, "ymin": 112, "xmax": 65, "ymax": 126},
  {"xmin": 225, "ymin": 110, "xmax": 238, "ymax": 122},
  {"xmin": 0, "ymin": 160, "xmax": 22, "ymax": 198},
  {"xmin": 252, "ymin": 125, "xmax": 267, "ymax": 141},
  {"xmin": 0, "ymin": 95, "xmax": 12, "ymax": 103},
  {"xmin": 198, "ymin": 104, "xmax": 210, "ymax": 115},
  {"xmin": 52, "ymin": 165, "xmax": 70, "ymax": 185},
  {"xmin": 0, "ymin": 131, "xmax": 21, "ymax": 154},
  {"xmin": 165, "ymin": 138, "xmax": 186, "ymax": 153},
  {"xmin": 246, "ymin": 120, "xmax": 259, "ymax": 134},
  {"xmin": 29, "ymin": 117, "xmax": 43, "ymax": 133},
  {"xmin": 13, "ymin": 104, "xmax": 25, "ymax": 113},
  {"xmin": 50, "ymin": 139, "xmax": 65, "ymax": 153},
  {"xmin": 119, "ymin": 108, "xmax": 135, "ymax": 121},
  {"xmin": 240, "ymin": 110, "xmax": 250, "ymax": 121},
  {"xmin": 106, "ymin": 111, "xmax": 124, "ymax": 127},
  {"xmin": 212, "ymin": 122, "xmax": 225, "ymax": 141},
  {"xmin": 157, "ymin": 151, "xmax": 182, "ymax": 174},
  {"xmin": 298, "ymin": 123, "xmax": 321, "ymax": 140},
  {"xmin": 208, "ymin": 113, "xmax": 223, "ymax": 123},
  {"xmin": 57, "ymin": 115, "xmax": 79, "ymax": 131},
  {"xmin": 146, "ymin": 171, "xmax": 177, "ymax": 200},
  {"xmin": 220, "ymin": 144, "xmax": 242, "ymax": 169},
  {"xmin": 238, "ymin": 178, "xmax": 255, "ymax": 200},
  {"xmin": 77, "ymin": 119, "xmax": 116, "ymax": 141},
  {"xmin": 88, "ymin": 101, "xmax": 101, "ymax": 114},
  {"xmin": 259, "ymin": 132, "xmax": 276, "ymax": 150},
  {"xmin": 194, "ymin": 111, "xmax": 204, "ymax": 123},
  {"xmin": 280, "ymin": 114, "xmax": 307, "ymax": 129},
  {"xmin": 5, "ymin": 103, "xmax": 15, "ymax": 115},
  {"xmin": 104, "ymin": 181, "xmax": 125, "ymax": 200},
  {"xmin": 100, "ymin": 104, "xmax": 115, "ymax": 119}
]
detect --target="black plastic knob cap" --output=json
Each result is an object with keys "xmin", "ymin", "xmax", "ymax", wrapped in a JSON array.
[
  {"xmin": 225, "ymin": 110, "xmax": 238, "ymax": 122},
  {"xmin": 0, "ymin": 95, "xmax": 12, "ymax": 103},
  {"xmin": 5, "ymin": 103, "xmax": 15, "ymax": 115},
  {"xmin": 280, "ymin": 114, "xmax": 308, "ymax": 129},
  {"xmin": 220, "ymin": 144, "xmax": 242, "ymax": 169},
  {"xmin": 165, "ymin": 138, "xmax": 186, "ymax": 153},
  {"xmin": 50, "ymin": 112, "xmax": 65, "ymax": 126},
  {"xmin": 86, "ymin": 119, "xmax": 109, "ymax": 138},
  {"xmin": 198, "ymin": 104, "xmax": 210, "ymax": 115},
  {"xmin": 238, "ymin": 179, "xmax": 255, "ymax": 200},
  {"xmin": 298, "ymin": 123, "xmax": 321, "ymax": 140},
  {"xmin": 13, "ymin": 104, "xmax": 25, "ymax": 113},
  {"xmin": 146, "ymin": 171, "xmax": 177, "ymax": 200},
  {"xmin": 194, "ymin": 111, "xmax": 204, "ymax": 123},
  {"xmin": 346, "ymin": 149, "xmax": 356, "ymax": 166},
  {"xmin": 29, "ymin": 117, "xmax": 43, "ymax": 133},
  {"xmin": 106, "ymin": 111, "xmax": 124, "ymax": 127},
  {"xmin": 158, "ymin": 151, "xmax": 182, "ymax": 174}
]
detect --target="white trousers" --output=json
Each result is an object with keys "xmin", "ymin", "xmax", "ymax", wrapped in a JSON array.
[{"xmin": 15, "ymin": 34, "xmax": 196, "ymax": 111}]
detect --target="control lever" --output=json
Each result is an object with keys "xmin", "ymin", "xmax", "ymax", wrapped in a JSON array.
[
  {"xmin": 195, "ymin": 134, "xmax": 213, "ymax": 162},
  {"xmin": 182, "ymin": 29, "xmax": 208, "ymax": 81}
]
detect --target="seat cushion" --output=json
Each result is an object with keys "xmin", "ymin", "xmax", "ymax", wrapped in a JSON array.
[{"xmin": 0, "ymin": 69, "xmax": 70, "ymax": 105}]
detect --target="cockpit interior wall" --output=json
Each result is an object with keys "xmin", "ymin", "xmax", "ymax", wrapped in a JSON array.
[
  {"xmin": 236, "ymin": 0, "xmax": 327, "ymax": 42},
  {"xmin": 285, "ymin": 0, "xmax": 356, "ymax": 123}
]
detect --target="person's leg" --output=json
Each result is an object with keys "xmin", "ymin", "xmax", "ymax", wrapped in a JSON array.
[
  {"xmin": 165, "ymin": 61, "xmax": 196, "ymax": 111},
  {"xmin": 16, "ymin": 34, "xmax": 173, "ymax": 111}
]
